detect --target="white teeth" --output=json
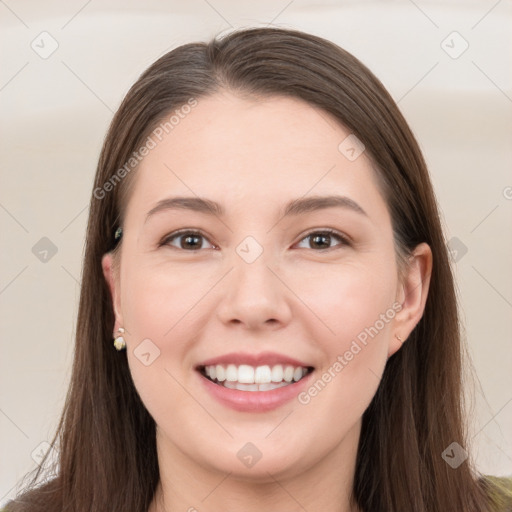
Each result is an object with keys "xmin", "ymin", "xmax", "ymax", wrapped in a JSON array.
[
  {"xmin": 202, "ymin": 363, "xmax": 310, "ymax": 388},
  {"xmin": 238, "ymin": 365, "xmax": 255, "ymax": 384},
  {"xmin": 216, "ymin": 365, "xmax": 226, "ymax": 382},
  {"xmin": 236, "ymin": 382, "xmax": 258, "ymax": 391},
  {"xmin": 293, "ymin": 367, "xmax": 303, "ymax": 382},
  {"xmin": 226, "ymin": 364, "xmax": 238, "ymax": 382},
  {"xmin": 254, "ymin": 365, "xmax": 272, "ymax": 384},
  {"xmin": 223, "ymin": 381, "xmax": 290, "ymax": 392},
  {"xmin": 271, "ymin": 365, "xmax": 284, "ymax": 382},
  {"xmin": 283, "ymin": 365, "xmax": 294, "ymax": 382},
  {"xmin": 258, "ymin": 382, "xmax": 289, "ymax": 391}
]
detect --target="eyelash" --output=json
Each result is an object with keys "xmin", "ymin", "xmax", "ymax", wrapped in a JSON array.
[{"xmin": 158, "ymin": 228, "xmax": 351, "ymax": 252}]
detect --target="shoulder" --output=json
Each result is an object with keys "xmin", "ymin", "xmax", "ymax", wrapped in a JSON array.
[{"xmin": 478, "ymin": 475, "xmax": 512, "ymax": 511}]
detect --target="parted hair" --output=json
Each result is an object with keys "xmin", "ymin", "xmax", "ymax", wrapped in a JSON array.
[{"xmin": 5, "ymin": 26, "xmax": 506, "ymax": 512}]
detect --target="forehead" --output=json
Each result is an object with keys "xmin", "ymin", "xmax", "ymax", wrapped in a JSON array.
[{"xmin": 123, "ymin": 92, "xmax": 386, "ymax": 223}]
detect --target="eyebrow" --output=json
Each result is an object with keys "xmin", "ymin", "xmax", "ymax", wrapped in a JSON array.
[{"xmin": 145, "ymin": 194, "xmax": 368, "ymax": 223}]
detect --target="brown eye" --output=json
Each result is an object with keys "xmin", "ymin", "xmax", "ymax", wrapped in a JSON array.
[
  {"xmin": 295, "ymin": 230, "xmax": 349, "ymax": 251},
  {"xmin": 160, "ymin": 230, "xmax": 215, "ymax": 251}
]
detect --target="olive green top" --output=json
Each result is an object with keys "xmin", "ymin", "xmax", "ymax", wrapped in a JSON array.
[{"xmin": 482, "ymin": 475, "xmax": 512, "ymax": 510}]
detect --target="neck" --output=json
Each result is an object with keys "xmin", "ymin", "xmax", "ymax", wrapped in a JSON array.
[{"xmin": 148, "ymin": 421, "xmax": 362, "ymax": 512}]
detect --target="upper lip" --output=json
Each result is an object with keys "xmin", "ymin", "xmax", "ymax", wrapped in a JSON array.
[{"xmin": 196, "ymin": 351, "xmax": 313, "ymax": 369}]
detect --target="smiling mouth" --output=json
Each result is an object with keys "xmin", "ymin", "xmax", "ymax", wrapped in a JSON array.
[{"xmin": 198, "ymin": 363, "xmax": 314, "ymax": 392}]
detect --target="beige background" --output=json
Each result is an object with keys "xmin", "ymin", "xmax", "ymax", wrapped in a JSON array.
[{"xmin": 1, "ymin": 0, "xmax": 511, "ymax": 505}]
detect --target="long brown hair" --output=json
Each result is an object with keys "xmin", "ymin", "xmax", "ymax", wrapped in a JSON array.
[{"xmin": 5, "ymin": 26, "xmax": 504, "ymax": 512}]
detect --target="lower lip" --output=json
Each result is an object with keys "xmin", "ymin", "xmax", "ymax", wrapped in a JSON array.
[{"xmin": 197, "ymin": 371, "xmax": 314, "ymax": 412}]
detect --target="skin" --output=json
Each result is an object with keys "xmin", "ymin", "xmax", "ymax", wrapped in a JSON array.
[{"xmin": 102, "ymin": 91, "xmax": 432, "ymax": 512}]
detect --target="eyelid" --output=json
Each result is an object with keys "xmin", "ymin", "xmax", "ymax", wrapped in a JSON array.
[
  {"xmin": 294, "ymin": 228, "xmax": 351, "ymax": 249},
  {"xmin": 159, "ymin": 227, "xmax": 351, "ymax": 251},
  {"xmin": 159, "ymin": 229, "xmax": 217, "ymax": 250}
]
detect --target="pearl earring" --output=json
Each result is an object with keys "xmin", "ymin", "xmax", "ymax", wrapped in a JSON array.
[{"xmin": 113, "ymin": 327, "xmax": 126, "ymax": 351}]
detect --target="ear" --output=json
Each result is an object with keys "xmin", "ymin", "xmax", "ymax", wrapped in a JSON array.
[
  {"xmin": 101, "ymin": 252, "xmax": 123, "ymax": 333},
  {"xmin": 388, "ymin": 242, "xmax": 433, "ymax": 358}
]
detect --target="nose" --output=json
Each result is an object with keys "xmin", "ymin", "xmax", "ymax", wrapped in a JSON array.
[{"xmin": 216, "ymin": 253, "xmax": 293, "ymax": 331}]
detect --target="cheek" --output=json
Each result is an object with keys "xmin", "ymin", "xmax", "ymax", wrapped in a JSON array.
[
  {"xmin": 120, "ymin": 257, "xmax": 211, "ymax": 343},
  {"xmin": 289, "ymin": 254, "xmax": 397, "ymax": 408},
  {"xmin": 120, "ymin": 262, "xmax": 204, "ymax": 433},
  {"xmin": 284, "ymin": 251, "xmax": 398, "ymax": 344},
  {"xmin": 119, "ymin": 259, "xmax": 198, "ymax": 401}
]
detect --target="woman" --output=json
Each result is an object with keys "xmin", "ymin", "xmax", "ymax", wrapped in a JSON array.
[{"xmin": 4, "ymin": 26, "xmax": 511, "ymax": 512}]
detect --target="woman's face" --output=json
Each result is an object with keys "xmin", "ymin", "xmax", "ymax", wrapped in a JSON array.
[{"xmin": 103, "ymin": 91, "xmax": 426, "ymax": 481}]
